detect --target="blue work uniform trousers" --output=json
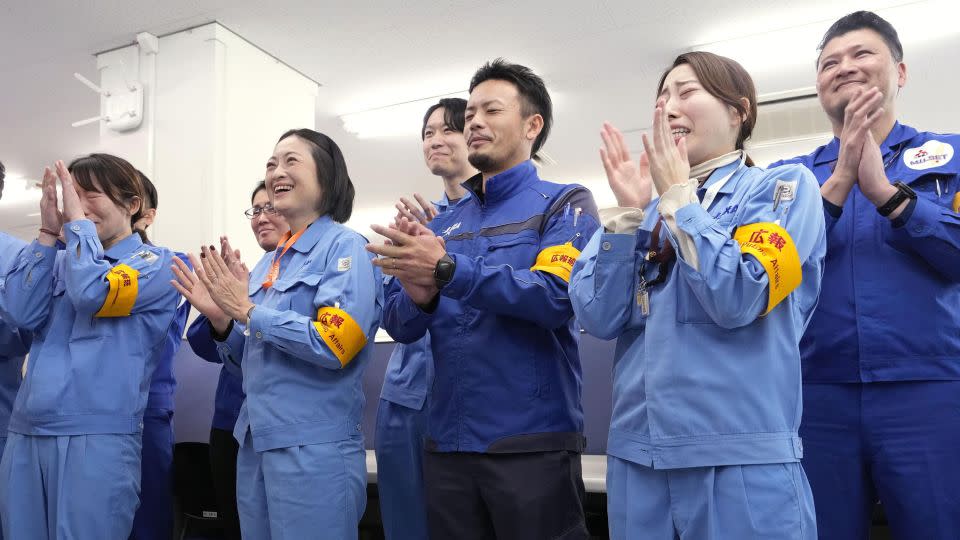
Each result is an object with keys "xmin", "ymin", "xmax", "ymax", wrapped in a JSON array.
[
  {"xmin": 236, "ymin": 433, "xmax": 366, "ymax": 540},
  {"xmin": 374, "ymin": 398, "xmax": 428, "ymax": 540},
  {"xmin": 129, "ymin": 408, "xmax": 174, "ymax": 540},
  {"xmin": 607, "ymin": 455, "xmax": 816, "ymax": 540},
  {"xmin": 0, "ymin": 432, "xmax": 141, "ymax": 540},
  {"xmin": 800, "ymin": 381, "xmax": 960, "ymax": 540}
]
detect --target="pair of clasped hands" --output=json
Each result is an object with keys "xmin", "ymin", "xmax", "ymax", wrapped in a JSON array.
[{"xmin": 37, "ymin": 161, "xmax": 86, "ymax": 246}]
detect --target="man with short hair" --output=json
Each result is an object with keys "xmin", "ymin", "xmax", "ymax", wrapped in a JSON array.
[
  {"xmin": 771, "ymin": 11, "xmax": 960, "ymax": 539},
  {"xmin": 0, "ymin": 161, "xmax": 32, "ymax": 540},
  {"xmin": 374, "ymin": 97, "xmax": 473, "ymax": 540},
  {"xmin": 369, "ymin": 59, "xmax": 599, "ymax": 540}
]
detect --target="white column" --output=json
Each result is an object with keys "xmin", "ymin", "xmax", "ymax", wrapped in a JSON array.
[{"xmin": 95, "ymin": 23, "xmax": 319, "ymax": 263}]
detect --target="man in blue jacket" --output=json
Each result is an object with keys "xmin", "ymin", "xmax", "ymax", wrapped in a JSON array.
[
  {"xmin": 368, "ymin": 59, "xmax": 600, "ymax": 540},
  {"xmin": 771, "ymin": 11, "xmax": 960, "ymax": 539},
  {"xmin": 0, "ymin": 161, "xmax": 30, "ymax": 540},
  {"xmin": 375, "ymin": 97, "xmax": 473, "ymax": 540}
]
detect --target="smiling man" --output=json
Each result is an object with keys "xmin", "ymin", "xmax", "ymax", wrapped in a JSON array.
[
  {"xmin": 369, "ymin": 59, "xmax": 599, "ymax": 540},
  {"xmin": 771, "ymin": 11, "xmax": 960, "ymax": 540}
]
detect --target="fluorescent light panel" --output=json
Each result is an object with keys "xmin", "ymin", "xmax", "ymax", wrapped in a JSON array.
[
  {"xmin": 340, "ymin": 91, "xmax": 468, "ymax": 139},
  {"xmin": 693, "ymin": 0, "xmax": 960, "ymax": 73}
]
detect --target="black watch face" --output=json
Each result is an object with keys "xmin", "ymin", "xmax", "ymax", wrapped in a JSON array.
[
  {"xmin": 437, "ymin": 260, "xmax": 454, "ymax": 280},
  {"xmin": 435, "ymin": 256, "xmax": 454, "ymax": 284}
]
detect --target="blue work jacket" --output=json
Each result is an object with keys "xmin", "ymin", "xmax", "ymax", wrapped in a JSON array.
[
  {"xmin": 382, "ymin": 160, "xmax": 600, "ymax": 453},
  {"xmin": 772, "ymin": 123, "xmax": 960, "ymax": 382},
  {"xmin": 215, "ymin": 216, "xmax": 383, "ymax": 452},
  {"xmin": 0, "ymin": 233, "xmax": 30, "ymax": 438},
  {"xmin": 0, "ymin": 220, "xmax": 179, "ymax": 435},
  {"xmin": 380, "ymin": 191, "xmax": 469, "ymax": 410},
  {"xmin": 570, "ymin": 161, "xmax": 826, "ymax": 468}
]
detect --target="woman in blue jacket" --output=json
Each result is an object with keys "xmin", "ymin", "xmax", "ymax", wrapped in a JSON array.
[
  {"xmin": 570, "ymin": 52, "xmax": 827, "ymax": 540},
  {"xmin": 0, "ymin": 155, "xmax": 180, "ymax": 539},
  {"xmin": 173, "ymin": 129, "xmax": 382, "ymax": 539},
  {"xmin": 185, "ymin": 180, "xmax": 288, "ymax": 539}
]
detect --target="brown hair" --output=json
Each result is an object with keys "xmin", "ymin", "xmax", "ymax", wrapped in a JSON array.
[
  {"xmin": 657, "ymin": 51, "xmax": 757, "ymax": 166},
  {"xmin": 68, "ymin": 153, "xmax": 147, "ymax": 242}
]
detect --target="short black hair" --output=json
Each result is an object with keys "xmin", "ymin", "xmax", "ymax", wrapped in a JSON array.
[
  {"xmin": 277, "ymin": 129, "xmax": 355, "ymax": 223},
  {"xmin": 818, "ymin": 11, "xmax": 903, "ymax": 64},
  {"xmin": 469, "ymin": 58, "xmax": 553, "ymax": 158},
  {"xmin": 137, "ymin": 169, "xmax": 158, "ymax": 210},
  {"xmin": 0, "ymin": 160, "xmax": 5, "ymax": 199},
  {"xmin": 251, "ymin": 180, "xmax": 267, "ymax": 205},
  {"xmin": 421, "ymin": 97, "xmax": 467, "ymax": 140}
]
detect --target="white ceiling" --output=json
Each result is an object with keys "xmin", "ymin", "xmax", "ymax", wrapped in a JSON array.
[{"xmin": 2, "ymin": 0, "xmax": 957, "ymax": 239}]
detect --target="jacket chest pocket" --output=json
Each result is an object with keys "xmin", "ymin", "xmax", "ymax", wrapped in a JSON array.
[
  {"xmin": 908, "ymin": 172, "xmax": 956, "ymax": 205},
  {"xmin": 269, "ymin": 271, "xmax": 323, "ymax": 317},
  {"xmin": 485, "ymin": 232, "xmax": 539, "ymax": 267}
]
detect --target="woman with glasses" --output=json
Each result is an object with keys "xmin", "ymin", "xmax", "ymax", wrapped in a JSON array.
[
  {"xmin": 0, "ymin": 156, "xmax": 179, "ymax": 539},
  {"xmin": 569, "ymin": 52, "xmax": 826, "ymax": 539},
  {"xmin": 173, "ymin": 129, "xmax": 381, "ymax": 539},
  {"xmin": 184, "ymin": 180, "xmax": 288, "ymax": 539}
]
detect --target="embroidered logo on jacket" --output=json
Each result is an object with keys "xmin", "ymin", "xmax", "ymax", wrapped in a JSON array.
[{"xmin": 441, "ymin": 222, "xmax": 462, "ymax": 237}]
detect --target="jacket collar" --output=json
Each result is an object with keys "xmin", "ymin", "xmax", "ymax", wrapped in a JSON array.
[
  {"xmin": 104, "ymin": 232, "xmax": 144, "ymax": 262},
  {"xmin": 461, "ymin": 160, "xmax": 539, "ymax": 205},
  {"xmin": 288, "ymin": 215, "xmax": 333, "ymax": 254}
]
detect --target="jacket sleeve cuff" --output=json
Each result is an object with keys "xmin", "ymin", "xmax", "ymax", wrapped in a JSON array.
[
  {"xmin": 440, "ymin": 252, "xmax": 473, "ymax": 300},
  {"xmin": 822, "ymin": 198, "xmax": 843, "ymax": 219},
  {"xmin": 890, "ymin": 197, "xmax": 919, "ymax": 228},
  {"xmin": 599, "ymin": 207, "xmax": 646, "ymax": 233}
]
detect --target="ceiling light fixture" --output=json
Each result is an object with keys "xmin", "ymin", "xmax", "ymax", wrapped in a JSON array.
[
  {"xmin": 340, "ymin": 91, "xmax": 468, "ymax": 139},
  {"xmin": 0, "ymin": 174, "xmax": 42, "ymax": 207},
  {"xmin": 693, "ymin": 0, "xmax": 960, "ymax": 73}
]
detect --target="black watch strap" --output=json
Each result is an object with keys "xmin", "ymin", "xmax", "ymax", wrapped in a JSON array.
[
  {"xmin": 434, "ymin": 253, "xmax": 455, "ymax": 290},
  {"xmin": 877, "ymin": 181, "xmax": 916, "ymax": 217}
]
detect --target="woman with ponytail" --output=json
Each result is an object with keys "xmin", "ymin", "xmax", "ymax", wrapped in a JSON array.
[{"xmin": 0, "ymin": 154, "xmax": 180, "ymax": 539}]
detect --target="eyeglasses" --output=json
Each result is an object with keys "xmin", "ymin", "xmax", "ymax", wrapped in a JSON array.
[{"xmin": 244, "ymin": 204, "xmax": 277, "ymax": 219}]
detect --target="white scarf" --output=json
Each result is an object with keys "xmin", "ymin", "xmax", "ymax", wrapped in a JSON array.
[{"xmin": 690, "ymin": 150, "xmax": 744, "ymax": 186}]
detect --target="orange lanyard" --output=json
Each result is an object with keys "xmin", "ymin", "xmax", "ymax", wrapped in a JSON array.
[{"xmin": 261, "ymin": 228, "xmax": 305, "ymax": 289}]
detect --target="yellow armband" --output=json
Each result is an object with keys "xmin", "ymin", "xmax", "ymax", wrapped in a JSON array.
[
  {"xmin": 952, "ymin": 192, "xmax": 959, "ymax": 213},
  {"xmin": 313, "ymin": 306, "xmax": 367, "ymax": 367},
  {"xmin": 733, "ymin": 222, "xmax": 802, "ymax": 315},
  {"xmin": 95, "ymin": 264, "xmax": 140, "ymax": 318},
  {"xmin": 530, "ymin": 242, "xmax": 582, "ymax": 283}
]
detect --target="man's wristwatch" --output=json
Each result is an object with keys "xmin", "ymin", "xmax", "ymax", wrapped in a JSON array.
[
  {"xmin": 434, "ymin": 253, "xmax": 456, "ymax": 290},
  {"xmin": 877, "ymin": 181, "xmax": 916, "ymax": 217}
]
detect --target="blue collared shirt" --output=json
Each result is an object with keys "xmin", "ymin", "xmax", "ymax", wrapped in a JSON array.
[
  {"xmin": 570, "ymin": 161, "xmax": 826, "ymax": 468},
  {"xmin": 0, "ymin": 220, "xmax": 179, "ymax": 435},
  {"xmin": 213, "ymin": 216, "xmax": 383, "ymax": 452},
  {"xmin": 771, "ymin": 123, "xmax": 960, "ymax": 382}
]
